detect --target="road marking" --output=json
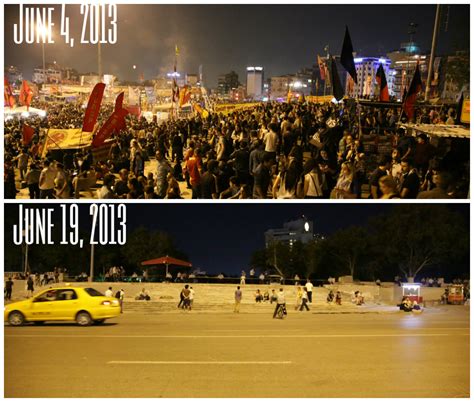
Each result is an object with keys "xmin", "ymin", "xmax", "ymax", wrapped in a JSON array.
[
  {"xmin": 107, "ymin": 361, "xmax": 292, "ymax": 365},
  {"xmin": 5, "ymin": 333, "xmax": 469, "ymax": 339}
]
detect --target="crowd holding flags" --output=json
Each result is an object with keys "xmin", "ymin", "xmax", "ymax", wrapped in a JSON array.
[
  {"xmin": 19, "ymin": 80, "xmax": 34, "ymax": 110},
  {"xmin": 4, "ymin": 78, "xmax": 16, "ymax": 108},
  {"xmin": 82, "ymin": 83, "xmax": 106, "ymax": 132}
]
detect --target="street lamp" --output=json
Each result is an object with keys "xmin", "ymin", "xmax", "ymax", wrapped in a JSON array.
[{"xmin": 37, "ymin": 24, "xmax": 49, "ymax": 83}]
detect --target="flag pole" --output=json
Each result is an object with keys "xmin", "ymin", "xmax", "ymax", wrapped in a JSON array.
[{"xmin": 425, "ymin": 4, "xmax": 441, "ymax": 101}]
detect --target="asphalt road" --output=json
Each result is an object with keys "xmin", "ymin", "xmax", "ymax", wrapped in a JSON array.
[{"xmin": 4, "ymin": 306, "xmax": 469, "ymax": 398}]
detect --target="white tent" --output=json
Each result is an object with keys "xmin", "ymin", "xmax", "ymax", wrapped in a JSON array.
[{"xmin": 400, "ymin": 124, "xmax": 470, "ymax": 139}]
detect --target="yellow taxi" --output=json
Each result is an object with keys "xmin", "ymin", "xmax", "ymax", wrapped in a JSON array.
[{"xmin": 4, "ymin": 286, "xmax": 121, "ymax": 326}]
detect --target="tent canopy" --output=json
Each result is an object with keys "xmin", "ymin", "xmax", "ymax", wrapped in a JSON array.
[
  {"xmin": 141, "ymin": 256, "xmax": 192, "ymax": 268},
  {"xmin": 400, "ymin": 123, "xmax": 470, "ymax": 139}
]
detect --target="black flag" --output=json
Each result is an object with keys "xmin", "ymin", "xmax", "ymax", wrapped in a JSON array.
[
  {"xmin": 330, "ymin": 57, "xmax": 344, "ymax": 101},
  {"xmin": 340, "ymin": 26, "xmax": 358, "ymax": 84}
]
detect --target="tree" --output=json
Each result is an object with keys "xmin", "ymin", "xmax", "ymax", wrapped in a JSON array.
[
  {"xmin": 323, "ymin": 226, "xmax": 369, "ymax": 279},
  {"xmin": 121, "ymin": 227, "xmax": 188, "ymax": 271},
  {"xmin": 370, "ymin": 205, "xmax": 469, "ymax": 280}
]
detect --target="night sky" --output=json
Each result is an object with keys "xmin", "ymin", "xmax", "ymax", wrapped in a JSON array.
[
  {"xmin": 4, "ymin": 4, "xmax": 470, "ymax": 86},
  {"xmin": 5, "ymin": 203, "xmax": 469, "ymax": 275}
]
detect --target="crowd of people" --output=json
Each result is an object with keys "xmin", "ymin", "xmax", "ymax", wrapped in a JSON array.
[{"xmin": 4, "ymin": 99, "xmax": 469, "ymax": 199}]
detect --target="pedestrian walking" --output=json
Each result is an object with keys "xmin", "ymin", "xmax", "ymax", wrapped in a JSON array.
[
  {"xmin": 189, "ymin": 287, "xmax": 195, "ymax": 309},
  {"xmin": 5, "ymin": 277, "xmax": 14, "ymax": 301},
  {"xmin": 234, "ymin": 286, "xmax": 242, "ymax": 313},
  {"xmin": 26, "ymin": 275, "xmax": 34, "ymax": 298},
  {"xmin": 295, "ymin": 286, "xmax": 303, "ymax": 310},
  {"xmin": 299, "ymin": 289, "xmax": 310, "ymax": 311},
  {"xmin": 305, "ymin": 279, "xmax": 313, "ymax": 303},
  {"xmin": 182, "ymin": 285, "xmax": 191, "ymax": 310}
]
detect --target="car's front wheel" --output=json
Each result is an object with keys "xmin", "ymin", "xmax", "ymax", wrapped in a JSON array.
[
  {"xmin": 8, "ymin": 311, "xmax": 25, "ymax": 326},
  {"xmin": 76, "ymin": 311, "xmax": 92, "ymax": 326}
]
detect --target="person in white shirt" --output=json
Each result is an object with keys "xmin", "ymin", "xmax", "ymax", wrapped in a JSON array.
[
  {"xmin": 39, "ymin": 160, "xmax": 57, "ymax": 199},
  {"xmin": 263, "ymin": 123, "xmax": 279, "ymax": 161},
  {"xmin": 273, "ymin": 288, "xmax": 287, "ymax": 318},
  {"xmin": 105, "ymin": 287, "xmax": 113, "ymax": 298},
  {"xmin": 305, "ymin": 280, "xmax": 314, "ymax": 303}
]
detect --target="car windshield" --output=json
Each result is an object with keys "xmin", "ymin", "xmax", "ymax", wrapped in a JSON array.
[{"xmin": 84, "ymin": 288, "xmax": 104, "ymax": 297}]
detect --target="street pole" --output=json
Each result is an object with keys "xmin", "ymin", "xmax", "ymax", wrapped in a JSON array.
[
  {"xmin": 42, "ymin": 41, "xmax": 45, "ymax": 83},
  {"xmin": 24, "ymin": 243, "xmax": 29, "ymax": 276},
  {"xmin": 89, "ymin": 243, "xmax": 95, "ymax": 282},
  {"xmin": 425, "ymin": 4, "xmax": 441, "ymax": 101},
  {"xmin": 97, "ymin": 4, "xmax": 102, "ymax": 81}
]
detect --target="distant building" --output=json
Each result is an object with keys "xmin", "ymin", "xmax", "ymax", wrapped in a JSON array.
[
  {"xmin": 346, "ymin": 57, "xmax": 395, "ymax": 98},
  {"xmin": 246, "ymin": 66, "xmax": 264, "ymax": 99},
  {"xmin": 5, "ymin": 65, "xmax": 23, "ymax": 85},
  {"xmin": 441, "ymin": 51, "xmax": 470, "ymax": 100},
  {"xmin": 386, "ymin": 42, "xmax": 431, "ymax": 100},
  {"xmin": 269, "ymin": 68, "xmax": 313, "ymax": 101},
  {"xmin": 229, "ymin": 85, "xmax": 246, "ymax": 102},
  {"xmin": 80, "ymin": 74, "xmax": 101, "ymax": 86},
  {"xmin": 186, "ymin": 74, "xmax": 199, "ymax": 86},
  {"xmin": 217, "ymin": 71, "xmax": 240, "ymax": 96},
  {"xmin": 265, "ymin": 217, "xmax": 315, "ymax": 248},
  {"xmin": 33, "ymin": 66, "xmax": 62, "ymax": 84}
]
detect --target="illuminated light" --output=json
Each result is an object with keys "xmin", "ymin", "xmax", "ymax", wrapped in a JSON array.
[
  {"xmin": 254, "ymin": 67, "xmax": 263, "ymax": 71},
  {"xmin": 133, "ymin": 65, "xmax": 137, "ymax": 69},
  {"xmin": 21, "ymin": 111, "xmax": 30, "ymax": 118},
  {"xmin": 378, "ymin": 58, "xmax": 386, "ymax": 64},
  {"xmin": 308, "ymin": 79, "xmax": 312, "ymax": 83},
  {"xmin": 246, "ymin": 67, "xmax": 255, "ymax": 71},
  {"xmin": 262, "ymin": 96, "xmax": 268, "ymax": 101},
  {"xmin": 354, "ymin": 58, "xmax": 364, "ymax": 63},
  {"xmin": 293, "ymin": 81, "xmax": 302, "ymax": 88}
]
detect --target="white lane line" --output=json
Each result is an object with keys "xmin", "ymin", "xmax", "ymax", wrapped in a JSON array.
[
  {"xmin": 108, "ymin": 361, "xmax": 292, "ymax": 365},
  {"xmin": 5, "ymin": 333, "xmax": 469, "ymax": 339}
]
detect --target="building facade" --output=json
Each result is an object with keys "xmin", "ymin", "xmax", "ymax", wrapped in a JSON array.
[
  {"xmin": 345, "ymin": 57, "xmax": 395, "ymax": 98},
  {"xmin": 265, "ymin": 217, "xmax": 314, "ymax": 248},
  {"xmin": 246, "ymin": 66, "xmax": 264, "ymax": 99}
]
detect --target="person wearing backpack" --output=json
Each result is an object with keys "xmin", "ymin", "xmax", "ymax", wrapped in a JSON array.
[{"xmin": 115, "ymin": 289, "xmax": 124, "ymax": 313}]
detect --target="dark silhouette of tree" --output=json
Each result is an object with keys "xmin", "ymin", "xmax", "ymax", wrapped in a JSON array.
[{"xmin": 369, "ymin": 205, "xmax": 468, "ymax": 280}]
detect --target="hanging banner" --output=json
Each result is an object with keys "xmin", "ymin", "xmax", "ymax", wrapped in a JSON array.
[
  {"xmin": 92, "ymin": 108, "xmax": 129, "ymax": 148},
  {"xmin": 82, "ymin": 83, "xmax": 106, "ymax": 132}
]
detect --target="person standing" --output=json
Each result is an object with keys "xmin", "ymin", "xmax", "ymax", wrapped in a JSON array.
[
  {"xmin": 273, "ymin": 288, "xmax": 287, "ymax": 318},
  {"xmin": 105, "ymin": 286, "xmax": 113, "ymax": 298},
  {"xmin": 5, "ymin": 277, "xmax": 14, "ymax": 301},
  {"xmin": 189, "ymin": 287, "xmax": 195, "ymax": 310},
  {"xmin": 182, "ymin": 285, "xmax": 191, "ymax": 310},
  {"xmin": 234, "ymin": 286, "xmax": 242, "ymax": 313},
  {"xmin": 295, "ymin": 286, "xmax": 303, "ymax": 310},
  {"xmin": 39, "ymin": 160, "xmax": 57, "ymax": 199},
  {"xmin": 305, "ymin": 279, "xmax": 313, "ymax": 303},
  {"xmin": 116, "ymin": 288, "xmax": 125, "ymax": 313},
  {"xmin": 26, "ymin": 275, "xmax": 34, "ymax": 298}
]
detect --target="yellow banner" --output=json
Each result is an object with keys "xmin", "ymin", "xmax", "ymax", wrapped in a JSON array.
[
  {"xmin": 214, "ymin": 102, "xmax": 260, "ymax": 114},
  {"xmin": 306, "ymin": 95, "xmax": 334, "ymax": 104},
  {"xmin": 461, "ymin": 99, "xmax": 470, "ymax": 124},
  {"xmin": 42, "ymin": 128, "xmax": 93, "ymax": 157}
]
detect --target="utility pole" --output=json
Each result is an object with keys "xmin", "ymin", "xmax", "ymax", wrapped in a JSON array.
[
  {"xmin": 89, "ymin": 243, "xmax": 95, "ymax": 282},
  {"xmin": 97, "ymin": 4, "xmax": 102, "ymax": 81},
  {"xmin": 425, "ymin": 5, "xmax": 441, "ymax": 101}
]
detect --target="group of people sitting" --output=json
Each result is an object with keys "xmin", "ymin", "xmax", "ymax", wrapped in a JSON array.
[
  {"xmin": 326, "ymin": 290, "xmax": 343, "ymax": 305},
  {"xmin": 399, "ymin": 296, "xmax": 423, "ymax": 313}
]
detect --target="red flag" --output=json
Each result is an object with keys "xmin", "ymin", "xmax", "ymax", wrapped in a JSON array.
[
  {"xmin": 317, "ymin": 55, "xmax": 326, "ymax": 81},
  {"xmin": 115, "ymin": 92, "xmax": 124, "ymax": 112},
  {"xmin": 92, "ymin": 108, "xmax": 129, "ymax": 148},
  {"xmin": 82, "ymin": 83, "xmax": 106, "ymax": 132},
  {"xmin": 403, "ymin": 63, "xmax": 423, "ymax": 120},
  {"xmin": 4, "ymin": 77, "xmax": 16, "ymax": 108},
  {"xmin": 19, "ymin": 80, "xmax": 34, "ymax": 110},
  {"xmin": 375, "ymin": 64, "xmax": 389, "ymax": 102},
  {"xmin": 22, "ymin": 124, "xmax": 35, "ymax": 145}
]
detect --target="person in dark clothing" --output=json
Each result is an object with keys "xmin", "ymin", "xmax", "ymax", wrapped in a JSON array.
[
  {"xmin": 252, "ymin": 153, "xmax": 273, "ymax": 198},
  {"xmin": 369, "ymin": 155, "xmax": 391, "ymax": 199},
  {"xmin": 200, "ymin": 160, "xmax": 219, "ymax": 199},
  {"xmin": 5, "ymin": 278, "xmax": 13, "ymax": 300},
  {"xmin": 230, "ymin": 141, "xmax": 250, "ymax": 185},
  {"xmin": 400, "ymin": 159, "xmax": 421, "ymax": 199}
]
